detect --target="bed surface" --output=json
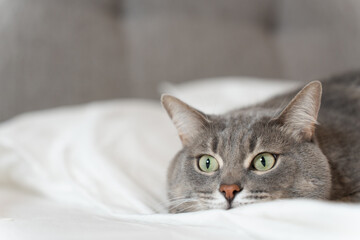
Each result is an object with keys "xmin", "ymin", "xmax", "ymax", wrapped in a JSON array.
[{"xmin": 0, "ymin": 77, "xmax": 359, "ymax": 239}]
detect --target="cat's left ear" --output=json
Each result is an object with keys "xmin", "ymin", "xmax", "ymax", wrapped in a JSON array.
[
  {"xmin": 272, "ymin": 81, "xmax": 322, "ymax": 141},
  {"xmin": 161, "ymin": 94, "xmax": 210, "ymax": 146}
]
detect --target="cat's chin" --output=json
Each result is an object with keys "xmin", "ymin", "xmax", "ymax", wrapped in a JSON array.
[
  {"xmin": 203, "ymin": 200, "xmax": 258, "ymax": 211},
  {"xmin": 169, "ymin": 199, "xmax": 264, "ymax": 213},
  {"xmin": 205, "ymin": 199, "xmax": 259, "ymax": 211}
]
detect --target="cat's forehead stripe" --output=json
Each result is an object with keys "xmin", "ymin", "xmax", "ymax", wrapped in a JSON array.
[
  {"xmin": 248, "ymin": 133, "xmax": 257, "ymax": 154},
  {"xmin": 211, "ymin": 136, "xmax": 219, "ymax": 153}
]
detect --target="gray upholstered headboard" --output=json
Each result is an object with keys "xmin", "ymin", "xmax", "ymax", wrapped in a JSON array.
[{"xmin": 0, "ymin": 0, "xmax": 360, "ymax": 121}]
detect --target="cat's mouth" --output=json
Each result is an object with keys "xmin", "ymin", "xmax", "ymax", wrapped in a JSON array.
[
  {"xmin": 226, "ymin": 201, "xmax": 256, "ymax": 209},
  {"xmin": 226, "ymin": 200, "xmax": 235, "ymax": 210},
  {"xmin": 225, "ymin": 199, "xmax": 237, "ymax": 210}
]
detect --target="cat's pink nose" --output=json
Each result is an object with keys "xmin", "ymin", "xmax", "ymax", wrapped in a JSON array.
[{"xmin": 219, "ymin": 184, "xmax": 241, "ymax": 201}]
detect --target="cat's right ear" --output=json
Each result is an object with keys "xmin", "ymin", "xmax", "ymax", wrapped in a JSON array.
[
  {"xmin": 161, "ymin": 94, "xmax": 210, "ymax": 146},
  {"xmin": 272, "ymin": 81, "xmax": 322, "ymax": 141}
]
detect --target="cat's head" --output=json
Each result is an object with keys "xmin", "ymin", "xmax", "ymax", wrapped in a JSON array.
[{"xmin": 161, "ymin": 81, "xmax": 331, "ymax": 213}]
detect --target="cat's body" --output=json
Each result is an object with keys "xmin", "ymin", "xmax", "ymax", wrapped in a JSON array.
[{"xmin": 162, "ymin": 72, "xmax": 360, "ymax": 213}]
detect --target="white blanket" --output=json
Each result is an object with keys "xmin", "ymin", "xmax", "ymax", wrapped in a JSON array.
[{"xmin": 0, "ymin": 77, "xmax": 359, "ymax": 239}]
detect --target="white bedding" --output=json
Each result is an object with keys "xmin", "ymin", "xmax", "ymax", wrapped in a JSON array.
[{"xmin": 0, "ymin": 77, "xmax": 359, "ymax": 240}]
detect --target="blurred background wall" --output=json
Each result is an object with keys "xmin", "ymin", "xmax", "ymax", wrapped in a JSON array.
[{"xmin": 0, "ymin": 0, "xmax": 360, "ymax": 121}]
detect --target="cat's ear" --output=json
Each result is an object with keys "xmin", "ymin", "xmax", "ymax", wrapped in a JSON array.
[
  {"xmin": 273, "ymin": 81, "xmax": 322, "ymax": 141},
  {"xmin": 161, "ymin": 94, "xmax": 210, "ymax": 146}
]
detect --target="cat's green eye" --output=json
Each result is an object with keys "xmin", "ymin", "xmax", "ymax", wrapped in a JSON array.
[
  {"xmin": 198, "ymin": 155, "xmax": 219, "ymax": 173},
  {"xmin": 253, "ymin": 153, "xmax": 276, "ymax": 171}
]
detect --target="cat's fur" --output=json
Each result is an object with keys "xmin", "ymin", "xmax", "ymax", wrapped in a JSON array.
[{"xmin": 162, "ymin": 72, "xmax": 360, "ymax": 213}]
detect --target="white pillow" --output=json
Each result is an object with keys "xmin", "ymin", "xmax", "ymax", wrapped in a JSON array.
[
  {"xmin": 159, "ymin": 77, "xmax": 300, "ymax": 114},
  {"xmin": 0, "ymin": 77, "xmax": 299, "ymax": 216}
]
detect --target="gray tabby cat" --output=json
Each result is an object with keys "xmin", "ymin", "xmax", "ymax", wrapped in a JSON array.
[{"xmin": 161, "ymin": 73, "xmax": 360, "ymax": 213}]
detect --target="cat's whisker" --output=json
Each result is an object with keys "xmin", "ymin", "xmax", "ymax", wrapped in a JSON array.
[
  {"xmin": 238, "ymin": 202, "xmax": 256, "ymax": 206},
  {"xmin": 244, "ymin": 194, "xmax": 270, "ymax": 200},
  {"xmin": 233, "ymin": 197, "xmax": 271, "ymax": 207},
  {"xmin": 201, "ymin": 201, "xmax": 228, "ymax": 210},
  {"xmin": 197, "ymin": 191, "xmax": 213, "ymax": 194},
  {"xmin": 173, "ymin": 201, "xmax": 203, "ymax": 213},
  {"xmin": 154, "ymin": 195, "xmax": 198, "ymax": 211},
  {"xmin": 169, "ymin": 198, "xmax": 198, "ymax": 204},
  {"xmin": 167, "ymin": 196, "xmax": 194, "ymax": 201},
  {"xmin": 199, "ymin": 197, "xmax": 224, "ymax": 204},
  {"xmin": 249, "ymin": 190, "xmax": 267, "ymax": 194},
  {"xmin": 168, "ymin": 198, "xmax": 199, "ymax": 211},
  {"xmin": 196, "ymin": 193, "xmax": 214, "ymax": 198},
  {"xmin": 164, "ymin": 194, "xmax": 197, "ymax": 202},
  {"xmin": 168, "ymin": 198, "xmax": 198, "ymax": 204},
  {"xmin": 198, "ymin": 196, "xmax": 216, "ymax": 201},
  {"xmin": 166, "ymin": 198, "xmax": 197, "ymax": 207}
]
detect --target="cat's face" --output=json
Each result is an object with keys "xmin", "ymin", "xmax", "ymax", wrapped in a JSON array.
[{"xmin": 162, "ymin": 81, "xmax": 332, "ymax": 213}]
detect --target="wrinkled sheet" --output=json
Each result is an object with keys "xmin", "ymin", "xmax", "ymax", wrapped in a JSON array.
[{"xmin": 0, "ymin": 78, "xmax": 359, "ymax": 239}]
